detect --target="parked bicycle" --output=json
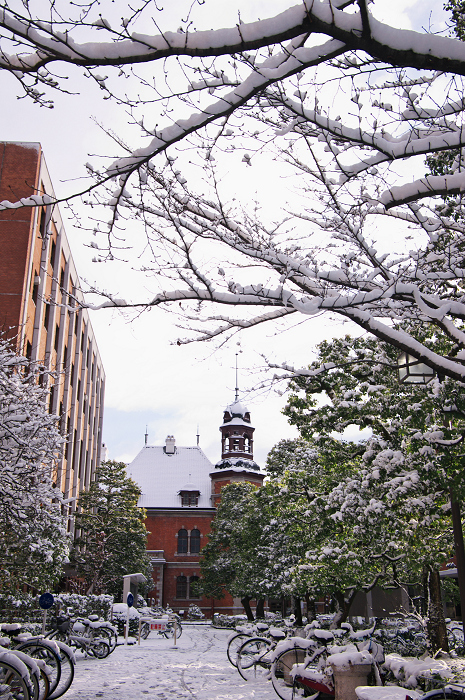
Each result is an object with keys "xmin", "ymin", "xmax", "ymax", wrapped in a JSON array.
[
  {"xmin": 140, "ymin": 615, "xmax": 183, "ymax": 640},
  {"xmin": 0, "ymin": 623, "xmax": 74, "ymax": 700},
  {"xmin": 226, "ymin": 623, "xmax": 274, "ymax": 668},
  {"xmin": 46, "ymin": 614, "xmax": 112, "ymax": 659},
  {"xmin": 235, "ymin": 627, "xmax": 291, "ymax": 681},
  {"xmin": 271, "ymin": 622, "xmax": 385, "ymax": 700},
  {"xmin": 0, "ymin": 651, "xmax": 33, "ymax": 700}
]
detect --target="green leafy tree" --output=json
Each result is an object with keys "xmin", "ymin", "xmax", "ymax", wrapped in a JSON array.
[
  {"xmin": 265, "ymin": 437, "xmax": 417, "ymax": 628},
  {"xmin": 72, "ymin": 460, "xmax": 152, "ymax": 599},
  {"xmin": 199, "ymin": 482, "xmax": 263, "ymax": 620},
  {"xmin": 0, "ymin": 337, "xmax": 69, "ymax": 593},
  {"xmin": 283, "ymin": 332, "xmax": 461, "ymax": 646}
]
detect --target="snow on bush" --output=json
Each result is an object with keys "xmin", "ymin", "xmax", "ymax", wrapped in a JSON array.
[
  {"xmin": 111, "ymin": 603, "xmax": 141, "ymax": 637},
  {"xmin": 0, "ymin": 593, "xmax": 113, "ymax": 626},
  {"xmin": 187, "ymin": 604, "xmax": 205, "ymax": 620}
]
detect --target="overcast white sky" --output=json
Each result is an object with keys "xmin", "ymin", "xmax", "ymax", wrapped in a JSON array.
[{"xmin": 0, "ymin": 0, "xmax": 449, "ymax": 467}]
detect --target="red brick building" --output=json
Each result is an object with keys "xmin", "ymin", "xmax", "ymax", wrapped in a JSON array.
[
  {"xmin": 128, "ymin": 400, "xmax": 264, "ymax": 617},
  {"xmin": 0, "ymin": 141, "xmax": 105, "ymax": 528}
]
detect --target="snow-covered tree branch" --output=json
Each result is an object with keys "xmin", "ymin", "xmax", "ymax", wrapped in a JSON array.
[{"xmin": 3, "ymin": 0, "xmax": 465, "ymax": 380}]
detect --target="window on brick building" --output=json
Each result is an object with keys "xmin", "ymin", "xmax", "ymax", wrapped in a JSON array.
[
  {"xmin": 180, "ymin": 490, "xmax": 200, "ymax": 507},
  {"xmin": 43, "ymin": 303, "xmax": 50, "ymax": 330},
  {"xmin": 190, "ymin": 529, "xmax": 201, "ymax": 554},
  {"xmin": 31, "ymin": 272, "xmax": 39, "ymax": 305},
  {"xmin": 177, "ymin": 529, "xmax": 188, "ymax": 553},
  {"xmin": 176, "ymin": 575, "xmax": 187, "ymax": 599},
  {"xmin": 38, "ymin": 207, "xmax": 46, "ymax": 238},
  {"xmin": 50, "ymin": 240, "xmax": 56, "ymax": 268}
]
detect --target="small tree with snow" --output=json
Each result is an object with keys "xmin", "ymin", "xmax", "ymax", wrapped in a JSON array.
[
  {"xmin": 72, "ymin": 460, "xmax": 152, "ymax": 599},
  {"xmin": 0, "ymin": 337, "xmax": 69, "ymax": 592}
]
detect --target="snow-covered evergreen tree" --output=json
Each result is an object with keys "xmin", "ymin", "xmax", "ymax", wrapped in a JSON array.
[
  {"xmin": 72, "ymin": 460, "xmax": 152, "ymax": 599},
  {"xmin": 0, "ymin": 338, "xmax": 69, "ymax": 592}
]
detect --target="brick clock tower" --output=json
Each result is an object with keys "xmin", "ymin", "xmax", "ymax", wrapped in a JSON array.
[{"xmin": 210, "ymin": 398, "xmax": 264, "ymax": 506}]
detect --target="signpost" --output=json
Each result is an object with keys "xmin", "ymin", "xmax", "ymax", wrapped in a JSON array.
[
  {"xmin": 124, "ymin": 593, "xmax": 134, "ymax": 646},
  {"xmin": 39, "ymin": 592, "xmax": 54, "ymax": 635}
]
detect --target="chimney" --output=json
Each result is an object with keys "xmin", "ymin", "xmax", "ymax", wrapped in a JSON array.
[{"xmin": 165, "ymin": 435, "xmax": 176, "ymax": 454}]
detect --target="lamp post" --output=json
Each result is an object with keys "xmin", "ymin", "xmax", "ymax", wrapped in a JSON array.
[
  {"xmin": 398, "ymin": 352, "xmax": 435, "ymax": 385},
  {"xmin": 398, "ymin": 353, "xmax": 465, "ymax": 639}
]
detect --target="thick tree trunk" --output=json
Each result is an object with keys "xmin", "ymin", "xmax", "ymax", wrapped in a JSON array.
[
  {"xmin": 423, "ymin": 565, "xmax": 449, "ymax": 653},
  {"xmin": 305, "ymin": 593, "xmax": 316, "ymax": 622},
  {"xmin": 241, "ymin": 596, "xmax": 255, "ymax": 621},
  {"xmin": 256, "ymin": 598, "xmax": 265, "ymax": 619},
  {"xmin": 293, "ymin": 597, "xmax": 303, "ymax": 626},
  {"xmin": 330, "ymin": 590, "xmax": 356, "ymax": 629}
]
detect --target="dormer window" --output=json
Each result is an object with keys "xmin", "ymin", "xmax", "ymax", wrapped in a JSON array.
[{"xmin": 180, "ymin": 490, "xmax": 200, "ymax": 507}]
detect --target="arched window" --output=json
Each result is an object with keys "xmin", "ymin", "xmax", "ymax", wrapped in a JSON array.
[
  {"xmin": 177, "ymin": 529, "xmax": 188, "ymax": 553},
  {"xmin": 190, "ymin": 529, "xmax": 201, "ymax": 554},
  {"xmin": 176, "ymin": 575, "xmax": 187, "ymax": 598},
  {"xmin": 189, "ymin": 575, "xmax": 200, "ymax": 598}
]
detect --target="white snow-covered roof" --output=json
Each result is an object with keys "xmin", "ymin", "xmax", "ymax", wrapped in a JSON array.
[
  {"xmin": 220, "ymin": 416, "xmax": 251, "ymax": 428},
  {"xmin": 128, "ymin": 445, "xmax": 214, "ymax": 509},
  {"xmin": 225, "ymin": 400, "xmax": 249, "ymax": 416},
  {"xmin": 214, "ymin": 457, "xmax": 263, "ymax": 474}
]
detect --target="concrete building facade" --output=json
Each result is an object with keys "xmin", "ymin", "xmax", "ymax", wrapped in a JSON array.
[{"xmin": 0, "ymin": 141, "xmax": 105, "ymax": 523}]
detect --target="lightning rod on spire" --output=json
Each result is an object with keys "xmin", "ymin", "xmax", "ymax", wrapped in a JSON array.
[{"xmin": 235, "ymin": 353, "xmax": 239, "ymax": 401}]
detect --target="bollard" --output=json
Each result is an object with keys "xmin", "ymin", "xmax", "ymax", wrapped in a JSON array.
[{"xmin": 328, "ymin": 651, "xmax": 372, "ymax": 700}]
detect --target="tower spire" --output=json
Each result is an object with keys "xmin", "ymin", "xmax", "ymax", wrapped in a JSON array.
[
  {"xmin": 235, "ymin": 353, "xmax": 239, "ymax": 401},
  {"xmin": 145, "ymin": 425, "xmax": 148, "ymax": 445}
]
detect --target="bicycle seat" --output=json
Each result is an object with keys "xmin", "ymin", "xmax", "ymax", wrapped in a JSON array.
[
  {"xmin": 255, "ymin": 623, "xmax": 269, "ymax": 632},
  {"xmin": 269, "ymin": 628, "xmax": 286, "ymax": 640}
]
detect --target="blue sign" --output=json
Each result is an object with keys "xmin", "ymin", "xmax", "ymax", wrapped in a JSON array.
[
  {"xmin": 39, "ymin": 593, "xmax": 54, "ymax": 610},
  {"xmin": 127, "ymin": 593, "xmax": 134, "ymax": 608}
]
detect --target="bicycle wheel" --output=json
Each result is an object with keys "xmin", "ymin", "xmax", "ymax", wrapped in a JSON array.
[
  {"xmin": 15, "ymin": 642, "xmax": 61, "ymax": 698},
  {"xmin": 140, "ymin": 623, "xmax": 150, "ymax": 640},
  {"xmin": 237, "ymin": 637, "xmax": 273, "ymax": 682},
  {"xmin": 8, "ymin": 652, "xmax": 40, "ymax": 700},
  {"xmin": 35, "ymin": 666, "xmax": 50, "ymax": 700},
  {"xmin": 227, "ymin": 633, "xmax": 251, "ymax": 668},
  {"xmin": 271, "ymin": 647, "xmax": 310, "ymax": 700},
  {"xmin": 89, "ymin": 641, "xmax": 110, "ymax": 660},
  {"xmin": 163, "ymin": 623, "xmax": 182, "ymax": 640},
  {"xmin": 98, "ymin": 627, "xmax": 118, "ymax": 653},
  {"xmin": 47, "ymin": 641, "xmax": 74, "ymax": 700},
  {"xmin": 0, "ymin": 658, "xmax": 33, "ymax": 700}
]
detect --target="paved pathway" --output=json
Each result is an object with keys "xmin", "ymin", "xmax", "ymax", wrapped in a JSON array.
[{"xmin": 64, "ymin": 625, "xmax": 277, "ymax": 700}]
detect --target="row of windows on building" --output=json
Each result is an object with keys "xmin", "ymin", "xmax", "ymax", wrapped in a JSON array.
[
  {"xmin": 176, "ymin": 575, "xmax": 199, "ymax": 599},
  {"xmin": 177, "ymin": 528, "xmax": 201, "ymax": 554}
]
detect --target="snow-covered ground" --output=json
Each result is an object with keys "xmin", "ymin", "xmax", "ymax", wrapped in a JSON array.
[{"xmin": 64, "ymin": 624, "xmax": 277, "ymax": 700}]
